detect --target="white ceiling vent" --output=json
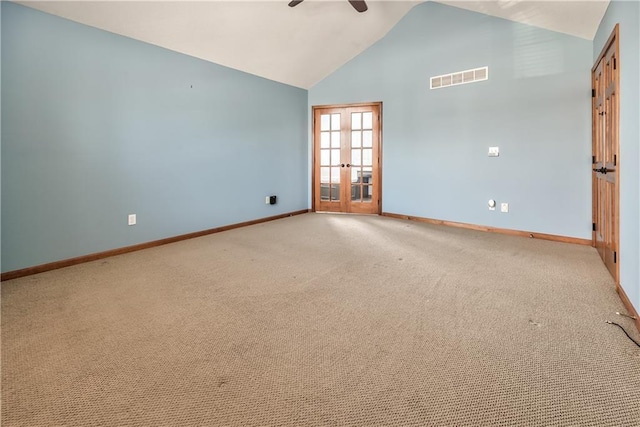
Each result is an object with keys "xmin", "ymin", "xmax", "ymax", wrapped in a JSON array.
[{"xmin": 430, "ymin": 67, "xmax": 489, "ymax": 90}]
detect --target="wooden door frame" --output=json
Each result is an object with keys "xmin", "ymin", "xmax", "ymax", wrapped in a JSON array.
[
  {"xmin": 591, "ymin": 24, "xmax": 620, "ymax": 283},
  {"xmin": 311, "ymin": 102, "xmax": 383, "ymax": 214}
]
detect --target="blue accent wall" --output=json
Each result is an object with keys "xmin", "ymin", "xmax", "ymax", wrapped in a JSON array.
[
  {"xmin": 594, "ymin": 0, "xmax": 640, "ymax": 313},
  {"xmin": 309, "ymin": 2, "xmax": 593, "ymax": 240},
  {"xmin": 1, "ymin": 2, "xmax": 308, "ymax": 272}
]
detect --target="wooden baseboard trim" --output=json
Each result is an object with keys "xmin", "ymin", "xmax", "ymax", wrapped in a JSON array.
[
  {"xmin": 616, "ymin": 284, "xmax": 640, "ymax": 333},
  {"xmin": 1, "ymin": 209, "xmax": 310, "ymax": 282},
  {"xmin": 381, "ymin": 212, "xmax": 592, "ymax": 246}
]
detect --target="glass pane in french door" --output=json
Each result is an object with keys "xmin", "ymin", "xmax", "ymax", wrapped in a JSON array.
[
  {"xmin": 350, "ymin": 112, "xmax": 374, "ymax": 203},
  {"xmin": 319, "ymin": 113, "xmax": 341, "ymax": 203}
]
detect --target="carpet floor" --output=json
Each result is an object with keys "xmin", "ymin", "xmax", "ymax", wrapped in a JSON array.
[{"xmin": 2, "ymin": 213, "xmax": 639, "ymax": 426}]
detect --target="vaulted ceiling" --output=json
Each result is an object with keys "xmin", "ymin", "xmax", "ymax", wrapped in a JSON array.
[{"xmin": 18, "ymin": 1, "xmax": 610, "ymax": 89}]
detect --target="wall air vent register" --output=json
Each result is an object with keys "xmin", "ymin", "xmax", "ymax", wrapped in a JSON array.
[{"xmin": 430, "ymin": 66, "xmax": 488, "ymax": 90}]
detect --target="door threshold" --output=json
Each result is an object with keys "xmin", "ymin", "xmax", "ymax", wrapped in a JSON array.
[{"xmin": 313, "ymin": 211, "xmax": 380, "ymax": 216}]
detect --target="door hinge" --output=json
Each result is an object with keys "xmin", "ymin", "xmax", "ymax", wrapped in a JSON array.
[
  {"xmin": 592, "ymin": 155, "xmax": 596, "ymax": 164},
  {"xmin": 592, "ymin": 89, "xmax": 595, "ymax": 97},
  {"xmin": 614, "ymin": 154, "xmax": 617, "ymax": 166},
  {"xmin": 592, "ymin": 222, "xmax": 596, "ymax": 232},
  {"xmin": 614, "ymin": 251, "xmax": 617, "ymax": 263}
]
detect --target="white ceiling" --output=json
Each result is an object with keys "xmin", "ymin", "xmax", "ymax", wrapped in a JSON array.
[
  {"xmin": 438, "ymin": 1, "xmax": 609, "ymax": 40},
  {"xmin": 18, "ymin": 0, "xmax": 610, "ymax": 89}
]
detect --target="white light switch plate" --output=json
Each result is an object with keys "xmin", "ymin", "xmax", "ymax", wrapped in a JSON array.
[
  {"xmin": 128, "ymin": 214, "xmax": 136, "ymax": 225},
  {"xmin": 488, "ymin": 146, "xmax": 499, "ymax": 157},
  {"xmin": 501, "ymin": 203, "xmax": 509, "ymax": 213}
]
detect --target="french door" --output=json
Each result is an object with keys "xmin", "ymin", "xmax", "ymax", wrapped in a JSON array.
[
  {"xmin": 312, "ymin": 103, "xmax": 381, "ymax": 214},
  {"xmin": 592, "ymin": 25, "xmax": 619, "ymax": 282}
]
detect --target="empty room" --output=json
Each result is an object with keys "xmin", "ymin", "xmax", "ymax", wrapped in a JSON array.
[{"xmin": 2, "ymin": 0, "xmax": 639, "ymax": 425}]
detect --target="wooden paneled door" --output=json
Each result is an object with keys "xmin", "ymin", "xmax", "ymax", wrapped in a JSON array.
[
  {"xmin": 313, "ymin": 103, "xmax": 381, "ymax": 214},
  {"xmin": 592, "ymin": 24, "xmax": 619, "ymax": 282}
]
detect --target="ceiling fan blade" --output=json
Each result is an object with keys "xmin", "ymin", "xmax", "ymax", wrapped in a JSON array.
[
  {"xmin": 348, "ymin": 0, "xmax": 368, "ymax": 13},
  {"xmin": 288, "ymin": 0, "xmax": 304, "ymax": 7}
]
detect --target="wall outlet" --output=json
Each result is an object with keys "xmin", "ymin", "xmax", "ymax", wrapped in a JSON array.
[
  {"xmin": 501, "ymin": 203, "xmax": 509, "ymax": 213},
  {"xmin": 128, "ymin": 214, "xmax": 137, "ymax": 225},
  {"xmin": 265, "ymin": 196, "xmax": 270, "ymax": 204},
  {"xmin": 488, "ymin": 146, "xmax": 500, "ymax": 157}
]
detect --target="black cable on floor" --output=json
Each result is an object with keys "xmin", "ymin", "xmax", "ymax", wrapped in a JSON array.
[{"xmin": 606, "ymin": 321, "xmax": 640, "ymax": 348}]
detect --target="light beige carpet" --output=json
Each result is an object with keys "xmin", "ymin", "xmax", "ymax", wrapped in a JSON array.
[{"xmin": 2, "ymin": 213, "xmax": 639, "ymax": 426}]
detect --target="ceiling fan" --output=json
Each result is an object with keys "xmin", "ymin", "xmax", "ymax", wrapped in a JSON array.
[{"xmin": 288, "ymin": 0, "xmax": 368, "ymax": 13}]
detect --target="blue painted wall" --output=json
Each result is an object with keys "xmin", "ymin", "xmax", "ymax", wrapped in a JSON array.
[
  {"xmin": 594, "ymin": 0, "xmax": 640, "ymax": 313},
  {"xmin": 309, "ymin": 2, "xmax": 593, "ymax": 239},
  {"xmin": 1, "ymin": 2, "xmax": 308, "ymax": 272}
]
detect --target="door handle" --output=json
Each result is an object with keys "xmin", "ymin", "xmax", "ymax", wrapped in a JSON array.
[
  {"xmin": 593, "ymin": 167, "xmax": 612, "ymax": 174},
  {"xmin": 346, "ymin": 164, "xmax": 351, "ymax": 167},
  {"xmin": 341, "ymin": 164, "xmax": 345, "ymax": 168}
]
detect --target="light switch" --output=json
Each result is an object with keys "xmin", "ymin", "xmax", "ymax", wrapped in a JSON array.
[{"xmin": 488, "ymin": 147, "xmax": 499, "ymax": 157}]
